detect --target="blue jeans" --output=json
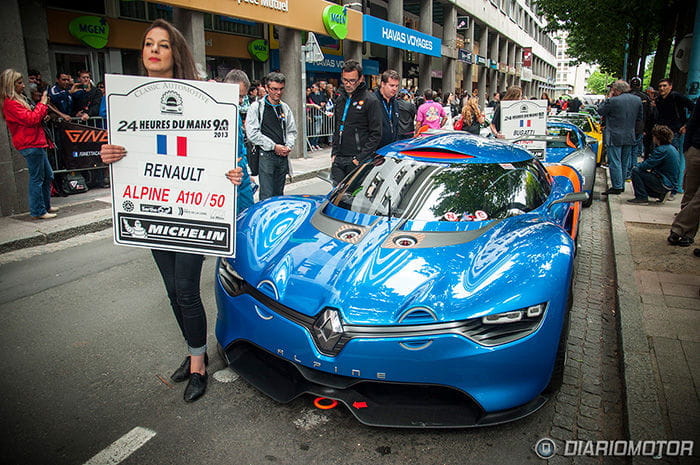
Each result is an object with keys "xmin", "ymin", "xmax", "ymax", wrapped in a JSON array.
[
  {"xmin": 258, "ymin": 150, "xmax": 288, "ymax": 201},
  {"xmin": 151, "ymin": 250, "xmax": 207, "ymax": 355},
  {"xmin": 671, "ymin": 132, "xmax": 685, "ymax": 193},
  {"xmin": 606, "ymin": 144, "xmax": 633, "ymax": 190},
  {"xmin": 310, "ymin": 115, "xmax": 322, "ymax": 146},
  {"xmin": 20, "ymin": 147, "xmax": 53, "ymax": 216},
  {"xmin": 628, "ymin": 134, "xmax": 644, "ymax": 178}
]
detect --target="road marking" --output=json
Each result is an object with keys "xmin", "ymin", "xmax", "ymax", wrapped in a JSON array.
[{"xmin": 83, "ymin": 426, "xmax": 156, "ymax": 465}]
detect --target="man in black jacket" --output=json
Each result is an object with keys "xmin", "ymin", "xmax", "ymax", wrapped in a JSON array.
[
  {"xmin": 331, "ymin": 60, "xmax": 382, "ymax": 185},
  {"xmin": 397, "ymin": 89, "xmax": 416, "ymax": 139},
  {"xmin": 654, "ymin": 78, "xmax": 694, "ymax": 194},
  {"xmin": 373, "ymin": 69, "xmax": 400, "ymax": 148}
]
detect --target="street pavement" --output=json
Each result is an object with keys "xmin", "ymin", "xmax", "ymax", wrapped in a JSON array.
[{"xmin": 0, "ymin": 151, "xmax": 698, "ymax": 463}]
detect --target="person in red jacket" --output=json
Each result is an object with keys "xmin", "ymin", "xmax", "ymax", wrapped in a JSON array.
[{"xmin": 1, "ymin": 68, "xmax": 57, "ymax": 219}]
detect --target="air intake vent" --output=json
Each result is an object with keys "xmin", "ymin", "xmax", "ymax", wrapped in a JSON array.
[{"xmin": 398, "ymin": 307, "xmax": 437, "ymax": 324}]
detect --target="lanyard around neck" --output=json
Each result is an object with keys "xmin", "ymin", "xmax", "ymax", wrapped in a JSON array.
[{"xmin": 339, "ymin": 97, "xmax": 352, "ymax": 134}]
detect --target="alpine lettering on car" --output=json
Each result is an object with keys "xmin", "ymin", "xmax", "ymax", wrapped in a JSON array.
[{"xmin": 275, "ymin": 348, "xmax": 387, "ymax": 380}]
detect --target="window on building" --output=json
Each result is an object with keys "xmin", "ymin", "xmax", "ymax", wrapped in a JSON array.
[
  {"xmin": 202, "ymin": 14, "xmax": 262, "ymax": 37},
  {"xmin": 119, "ymin": 1, "xmax": 172, "ymax": 22},
  {"xmin": 47, "ymin": 0, "xmax": 105, "ymax": 14}
]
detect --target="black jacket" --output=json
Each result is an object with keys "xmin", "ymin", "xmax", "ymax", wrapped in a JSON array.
[
  {"xmin": 332, "ymin": 82, "xmax": 382, "ymax": 161},
  {"xmin": 397, "ymin": 98, "xmax": 416, "ymax": 137},
  {"xmin": 655, "ymin": 91, "xmax": 694, "ymax": 132},
  {"xmin": 373, "ymin": 89, "xmax": 399, "ymax": 148},
  {"xmin": 631, "ymin": 90, "xmax": 654, "ymax": 135},
  {"xmin": 684, "ymin": 99, "xmax": 700, "ymax": 151}
]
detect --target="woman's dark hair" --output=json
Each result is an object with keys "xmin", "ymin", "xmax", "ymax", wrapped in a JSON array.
[
  {"xmin": 140, "ymin": 19, "xmax": 199, "ymax": 80},
  {"xmin": 652, "ymin": 125, "xmax": 674, "ymax": 145}
]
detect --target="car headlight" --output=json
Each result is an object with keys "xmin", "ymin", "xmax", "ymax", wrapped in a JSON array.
[{"xmin": 467, "ymin": 303, "xmax": 547, "ymax": 346}]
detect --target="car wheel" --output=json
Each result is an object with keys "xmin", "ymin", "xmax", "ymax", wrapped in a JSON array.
[{"xmin": 544, "ymin": 291, "xmax": 572, "ymax": 395}]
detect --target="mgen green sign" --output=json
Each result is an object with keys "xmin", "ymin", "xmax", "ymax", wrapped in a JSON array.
[
  {"xmin": 248, "ymin": 39, "xmax": 269, "ymax": 62},
  {"xmin": 322, "ymin": 5, "xmax": 348, "ymax": 40},
  {"xmin": 69, "ymin": 16, "xmax": 110, "ymax": 49}
]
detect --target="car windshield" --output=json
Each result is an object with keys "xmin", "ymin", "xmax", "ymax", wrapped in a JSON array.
[
  {"xmin": 556, "ymin": 115, "xmax": 593, "ymax": 132},
  {"xmin": 546, "ymin": 126, "xmax": 580, "ymax": 148},
  {"xmin": 329, "ymin": 157, "xmax": 551, "ymax": 221}
]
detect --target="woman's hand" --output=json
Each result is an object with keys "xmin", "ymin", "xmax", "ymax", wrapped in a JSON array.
[
  {"xmin": 40, "ymin": 91, "xmax": 48, "ymax": 106},
  {"xmin": 101, "ymin": 144, "xmax": 127, "ymax": 164},
  {"xmin": 225, "ymin": 158, "xmax": 244, "ymax": 185}
]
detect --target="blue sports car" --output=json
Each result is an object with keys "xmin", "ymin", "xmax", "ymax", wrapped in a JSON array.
[
  {"xmin": 215, "ymin": 132, "xmax": 587, "ymax": 428},
  {"xmin": 515, "ymin": 120, "xmax": 597, "ymax": 207}
]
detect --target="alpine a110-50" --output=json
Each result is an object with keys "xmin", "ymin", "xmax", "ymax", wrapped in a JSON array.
[{"xmin": 215, "ymin": 131, "xmax": 587, "ymax": 428}]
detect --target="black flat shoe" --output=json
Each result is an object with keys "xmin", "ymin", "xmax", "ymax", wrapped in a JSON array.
[
  {"xmin": 170, "ymin": 353, "xmax": 209, "ymax": 383},
  {"xmin": 184, "ymin": 372, "xmax": 208, "ymax": 402},
  {"xmin": 601, "ymin": 188, "xmax": 624, "ymax": 195}
]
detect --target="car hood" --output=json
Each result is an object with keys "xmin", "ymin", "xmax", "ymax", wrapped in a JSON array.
[{"xmin": 230, "ymin": 197, "xmax": 574, "ymax": 325}]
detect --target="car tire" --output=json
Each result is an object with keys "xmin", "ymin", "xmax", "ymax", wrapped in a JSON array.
[{"xmin": 544, "ymin": 291, "xmax": 572, "ymax": 395}]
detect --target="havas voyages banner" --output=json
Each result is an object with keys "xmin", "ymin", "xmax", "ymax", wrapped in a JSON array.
[{"xmin": 106, "ymin": 74, "xmax": 239, "ymax": 256}]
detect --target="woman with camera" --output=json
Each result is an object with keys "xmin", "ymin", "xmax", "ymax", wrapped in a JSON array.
[{"xmin": 1, "ymin": 68, "xmax": 58, "ymax": 219}]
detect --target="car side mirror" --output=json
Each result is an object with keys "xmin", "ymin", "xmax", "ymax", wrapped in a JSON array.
[{"xmin": 550, "ymin": 192, "xmax": 588, "ymax": 207}]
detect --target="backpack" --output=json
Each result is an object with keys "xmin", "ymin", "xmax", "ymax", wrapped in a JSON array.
[{"xmin": 60, "ymin": 172, "xmax": 88, "ymax": 195}]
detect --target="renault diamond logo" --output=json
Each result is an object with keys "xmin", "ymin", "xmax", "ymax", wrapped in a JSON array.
[{"xmin": 312, "ymin": 308, "xmax": 344, "ymax": 355}]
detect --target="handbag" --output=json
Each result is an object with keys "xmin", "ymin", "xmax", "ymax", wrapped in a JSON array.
[{"xmin": 60, "ymin": 172, "xmax": 88, "ymax": 195}]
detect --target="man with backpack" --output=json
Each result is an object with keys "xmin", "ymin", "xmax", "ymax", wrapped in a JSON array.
[{"xmin": 245, "ymin": 72, "xmax": 297, "ymax": 200}]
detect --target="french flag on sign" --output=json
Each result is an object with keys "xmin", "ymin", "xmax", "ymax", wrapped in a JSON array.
[
  {"xmin": 156, "ymin": 134, "xmax": 187, "ymax": 156},
  {"xmin": 519, "ymin": 120, "xmax": 532, "ymax": 128}
]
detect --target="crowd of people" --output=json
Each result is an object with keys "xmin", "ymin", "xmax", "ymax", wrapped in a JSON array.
[
  {"xmin": 595, "ymin": 77, "xmax": 698, "ymax": 255},
  {"xmin": 2, "ymin": 17, "xmax": 697, "ymax": 403}
]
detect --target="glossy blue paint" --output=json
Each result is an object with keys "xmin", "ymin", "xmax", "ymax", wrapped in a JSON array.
[{"xmin": 216, "ymin": 132, "xmax": 581, "ymax": 423}]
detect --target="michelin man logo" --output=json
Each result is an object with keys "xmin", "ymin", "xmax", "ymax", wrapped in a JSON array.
[{"xmin": 123, "ymin": 219, "xmax": 148, "ymax": 238}]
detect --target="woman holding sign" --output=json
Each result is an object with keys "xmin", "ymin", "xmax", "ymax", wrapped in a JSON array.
[
  {"xmin": 101, "ymin": 19, "xmax": 244, "ymax": 403},
  {"xmin": 490, "ymin": 85, "xmax": 523, "ymax": 139}
]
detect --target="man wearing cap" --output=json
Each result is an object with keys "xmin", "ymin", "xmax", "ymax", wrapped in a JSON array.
[
  {"xmin": 597, "ymin": 79, "xmax": 643, "ymax": 195},
  {"xmin": 629, "ymin": 76, "xmax": 653, "ymax": 174}
]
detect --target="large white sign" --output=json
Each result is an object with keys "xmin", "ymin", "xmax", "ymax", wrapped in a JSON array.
[
  {"xmin": 501, "ymin": 99, "xmax": 547, "ymax": 157},
  {"xmin": 106, "ymin": 74, "xmax": 239, "ymax": 256}
]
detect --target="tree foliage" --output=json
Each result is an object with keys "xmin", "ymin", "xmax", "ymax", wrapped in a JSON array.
[
  {"xmin": 586, "ymin": 71, "xmax": 615, "ymax": 94},
  {"xmin": 535, "ymin": 0, "xmax": 694, "ymax": 87}
]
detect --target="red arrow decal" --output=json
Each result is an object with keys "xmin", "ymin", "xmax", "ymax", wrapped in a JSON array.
[{"xmin": 352, "ymin": 401, "xmax": 368, "ymax": 409}]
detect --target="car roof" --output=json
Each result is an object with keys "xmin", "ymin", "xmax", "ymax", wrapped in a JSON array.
[
  {"xmin": 547, "ymin": 120, "xmax": 585, "ymax": 135},
  {"xmin": 377, "ymin": 130, "xmax": 535, "ymax": 164}
]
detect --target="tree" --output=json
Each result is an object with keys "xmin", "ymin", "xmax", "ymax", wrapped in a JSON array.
[
  {"xmin": 535, "ymin": 0, "xmax": 695, "ymax": 90},
  {"xmin": 587, "ymin": 71, "xmax": 615, "ymax": 94}
]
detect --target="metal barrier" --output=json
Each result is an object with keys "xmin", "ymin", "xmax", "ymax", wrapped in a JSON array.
[
  {"xmin": 304, "ymin": 105, "xmax": 334, "ymax": 151},
  {"xmin": 47, "ymin": 116, "xmax": 107, "ymax": 175}
]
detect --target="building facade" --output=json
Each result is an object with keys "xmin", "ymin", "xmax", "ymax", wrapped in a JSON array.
[
  {"xmin": 553, "ymin": 32, "xmax": 596, "ymax": 96},
  {"xmin": 0, "ymin": 0, "xmax": 556, "ymax": 216}
]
